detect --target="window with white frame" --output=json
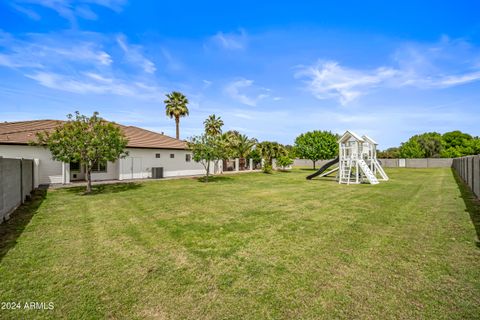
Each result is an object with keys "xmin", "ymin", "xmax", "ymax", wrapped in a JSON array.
[{"xmin": 92, "ymin": 161, "xmax": 107, "ymax": 172}]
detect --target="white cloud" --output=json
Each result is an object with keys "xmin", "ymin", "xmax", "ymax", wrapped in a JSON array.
[
  {"xmin": 0, "ymin": 31, "xmax": 112, "ymax": 68},
  {"xmin": 0, "ymin": 53, "xmax": 43, "ymax": 68},
  {"xmin": 295, "ymin": 61, "xmax": 398, "ymax": 105},
  {"xmin": 296, "ymin": 37, "xmax": 480, "ymax": 105},
  {"xmin": 210, "ymin": 29, "xmax": 248, "ymax": 50},
  {"xmin": 160, "ymin": 48, "xmax": 182, "ymax": 71},
  {"xmin": 10, "ymin": 0, "xmax": 126, "ymax": 25},
  {"xmin": 0, "ymin": 31, "xmax": 165, "ymax": 101},
  {"xmin": 26, "ymin": 71, "xmax": 165, "ymax": 100},
  {"xmin": 202, "ymin": 79, "xmax": 212, "ymax": 89},
  {"xmin": 10, "ymin": 3, "xmax": 41, "ymax": 20},
  {"xmin": 224, "ymin": 79, "xmax": 270, "ymax": 106},
  {"xmin": 116, "ymin": 34, "xmax": 156, "ymax": 74}
]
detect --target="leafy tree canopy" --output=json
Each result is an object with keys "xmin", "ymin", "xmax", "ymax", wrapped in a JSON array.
[
  {"xmin": 399, "ymin": 132, "xmax": 442, "ymax": 158},
  {"xmin": 294, "ymin": 130, "xmax": 338, "ymax": 169},
  {"xmin": 382, "ymin": 130, "xmax": 479, "ymax": 158},
  {"xmin": 35, "ymin": 111, "xmax": 128, "ymax": 193},
  {"xmin": 188, "ymin": 134, "xmax": 224, "ymax": 182}
]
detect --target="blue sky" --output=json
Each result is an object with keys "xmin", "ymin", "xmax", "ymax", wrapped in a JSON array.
[{"xmin": 1, "ymin": 1, "xmax": 480, "ymax": 148}]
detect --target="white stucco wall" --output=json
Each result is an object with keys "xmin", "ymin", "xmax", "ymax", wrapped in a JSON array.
[
  {"xmin": 119, "ymin": 148, "xmax": 208, "ymax": 180},
  {"xmin": 0, "ymin": 145, "xmax": 213, "ymax": 184},
  {"xmin": 0, "ymin": 145, "xmax": 63, "ymax": 185},
  {"xmin": 90, "ymin": 161, "xmax": 118, "ymax": 181}
]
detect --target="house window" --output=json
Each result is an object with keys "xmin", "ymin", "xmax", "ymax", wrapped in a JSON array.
[
  {"xmin": 92, "ymin": 161, "xmax": 107, "ymax": 173},
  {"xmin": 70, "ymin": 162, "xmax": 80, "ymax": 171},
  {"xmin": 185, "ymin": 154, "xmax": 191, "ymax": 162},
  {"xmin": 170, "ymin": 154, "xmax": 175, "ymax": 158},
  {"xmin": 155, "ymin": 153, "xmax": 161, "ymax": 158}
]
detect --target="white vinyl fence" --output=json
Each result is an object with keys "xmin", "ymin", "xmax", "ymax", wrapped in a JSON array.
[
  {"xmin": 452, "ymin": 155, "xmax": 480, "ymax": 199},
  {"xmin": 0, "ymin": 158, "xmax": 35, "ymax": 222}
]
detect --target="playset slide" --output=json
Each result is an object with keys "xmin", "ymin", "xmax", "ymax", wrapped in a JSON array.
[{"xmin": 306, "ymin": 157, "xmax": 339, "ymax": 180}]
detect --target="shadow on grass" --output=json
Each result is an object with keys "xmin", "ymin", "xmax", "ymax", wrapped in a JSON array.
[
  {"xmin": 0, "ymin": 188, "xmax": 47, "ymax": 262},
  {"xmin": 299, "ymin": 168, "xmax": 317, "ymax": 171},
  {"xmin": 197, "ymin": 176, "xmax": 234, "ymax": 183},
  {"xmin": 64, "ymin": 182, "xmax": 143, "ymax": 195},
  {"xmin": 452, "ymin": 169, "xmax": 480, "ymax": 248}
]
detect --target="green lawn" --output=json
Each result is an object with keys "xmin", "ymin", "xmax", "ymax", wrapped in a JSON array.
[{"xmin": 1, "ymin": 168, "xmax": 479, "ymax": 319}]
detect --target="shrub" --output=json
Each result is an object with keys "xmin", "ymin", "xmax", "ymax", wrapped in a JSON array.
[
  {"xmin": 276, "ymin": 156, "xmax": 293, "ymax": 170},
  {"xmin": 262, "ymin": 163, "xmax": 273, "ymax": 174}
]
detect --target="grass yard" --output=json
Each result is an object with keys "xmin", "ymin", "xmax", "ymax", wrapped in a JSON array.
[{"xmin": 1, "ymin": 168, "xmax": 479, "ymax": 319}]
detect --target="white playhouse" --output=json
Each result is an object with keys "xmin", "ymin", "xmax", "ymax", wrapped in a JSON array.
[{"xmin": 338, "ymin": 131, "xmax": 389, "ymax": 184}]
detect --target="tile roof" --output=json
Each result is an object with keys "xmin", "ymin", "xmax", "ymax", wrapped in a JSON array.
[{"xmin": 0, "ymin": 120, "xmax": 187, "ymax": 149}]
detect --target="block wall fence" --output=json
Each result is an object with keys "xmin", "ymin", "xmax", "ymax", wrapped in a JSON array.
[
  {"xmin": 452, "ymin": 155, "xmax": 480, "ymax": 199},
  {"xmin": 0, "ymin": 158, "xmax": 35, "ymax": 222},
  {"xmin": 293, "ymin": 158, "xmax": 454, "ymax": 168}
]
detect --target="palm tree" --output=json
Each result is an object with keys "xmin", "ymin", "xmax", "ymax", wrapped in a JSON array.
[
  {"xmin": 204, "ymin": 114, "xmax": 224, "ymax": 136},
  {"xmin": 257, "ymin": 141, "xmax": 286, "ymax": 165},
  {"xmin": 233, "ymin": 134, "xmax": 257, "ymax": 170},
  {"xmin": 164, "ymin": 91, "xmax": 189, "ymax": 139}
]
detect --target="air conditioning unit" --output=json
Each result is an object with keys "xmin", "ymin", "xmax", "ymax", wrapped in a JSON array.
[{"xmin": 151, "ymin": 167, "xmax": 164, "ymax": 179}]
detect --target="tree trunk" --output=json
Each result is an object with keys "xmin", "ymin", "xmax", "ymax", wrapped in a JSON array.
[
  {"xmin": 206, "ymin": 161, "xmax": 210, "ymax": 182},
  {"xmin": 175, "ymin": 117, "xmax": 180, "ymax": 140},
  {"xmin": 86, "ymin": 166, "xmax": 92, "ymax": 193},
  {"xmin": 313, "ymin": 160, "xmax": 316, "ymax": 170}
]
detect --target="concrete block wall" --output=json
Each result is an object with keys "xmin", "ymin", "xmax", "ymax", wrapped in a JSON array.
[
  {"xmin": 294, "ymin": 158, "xmax": 454, "ymax": 168},
  {"xmin": 378, "ymin": 159, "xmax": 398, "ymax": 167},
  {"xmin": 293, "ymin": 159, "xmax": 334, "ymax": 168},
  {"xmin": 452, "ymin": 155, "xmax": 480, "ymax": 199},
  {"xmin": 0, "ymin": 158, "xmax": 35, "ymax": 222},
  {"xmin": 378, "ymin": 158, "xmax": 453, "ymax": 168}
]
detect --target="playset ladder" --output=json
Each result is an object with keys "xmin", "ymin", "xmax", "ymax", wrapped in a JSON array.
[{"xmin": 339, "ymin": 160, "xmax": 352, "ymax": 184}]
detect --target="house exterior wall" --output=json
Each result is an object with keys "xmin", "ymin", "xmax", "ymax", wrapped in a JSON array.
[
  {"xmin": 0, "ymin": 145, "xmax": 63, "ymax": 185},
  {"xmin": 91, "ymin": 161, "xmax": 118, "ymax": 181},
  {"xmin": 119, "ymin": 148, "xmax": 207, "ymax": 180},
  {"xmin": 0, "ymin": 144, "xmax": 209, "ymax": 184}
]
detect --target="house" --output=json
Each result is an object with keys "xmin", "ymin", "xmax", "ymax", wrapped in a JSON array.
[{"xmin": 0, "ymin": 120, "xmax": 213, "ymax": 187}]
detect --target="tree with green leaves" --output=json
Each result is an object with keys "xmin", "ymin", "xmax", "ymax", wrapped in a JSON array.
[
  {"xmin": 294, "ymin": 130, "xmax": 338, "ymax": 169},
  {"xmin": 35, "ymin": 112, "xmax": 128, "ymax": 193},
  {"xmin": 398, "ymin": 139, "xmax": 424, "ymax": 158},
  {"xmin": 276, "ymin": 156, "xmax": 293, "ymax": 170},
  {"xmin": 247, "ymin": 148, "xmax": 262, "ymax": 169},
  {"xmin": 188, "ymin": 134, "xmax": 223, "ymax": 182},
  {"xmin": 440, "ymin": 131, "xmax": 475, "ymax": 157},
  {"xmin": 399, "ymin": 132, "xmax": 443, "ymax": 158},
  {"xmin": 377, "ymin": 147, "xmax": 400, "ymax": 159},
  {"xmin": 164, "ymin": 91, "xmax": 189, "ymax": 139}
]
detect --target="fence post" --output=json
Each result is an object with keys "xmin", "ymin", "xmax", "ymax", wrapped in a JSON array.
[
  {"xmin": 0, "ymin": 157, "xmax": 3, "ymax": 221},
  {"xmin": 20, "ymin": 158, "xmax": 24, "ymax": 204}
]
